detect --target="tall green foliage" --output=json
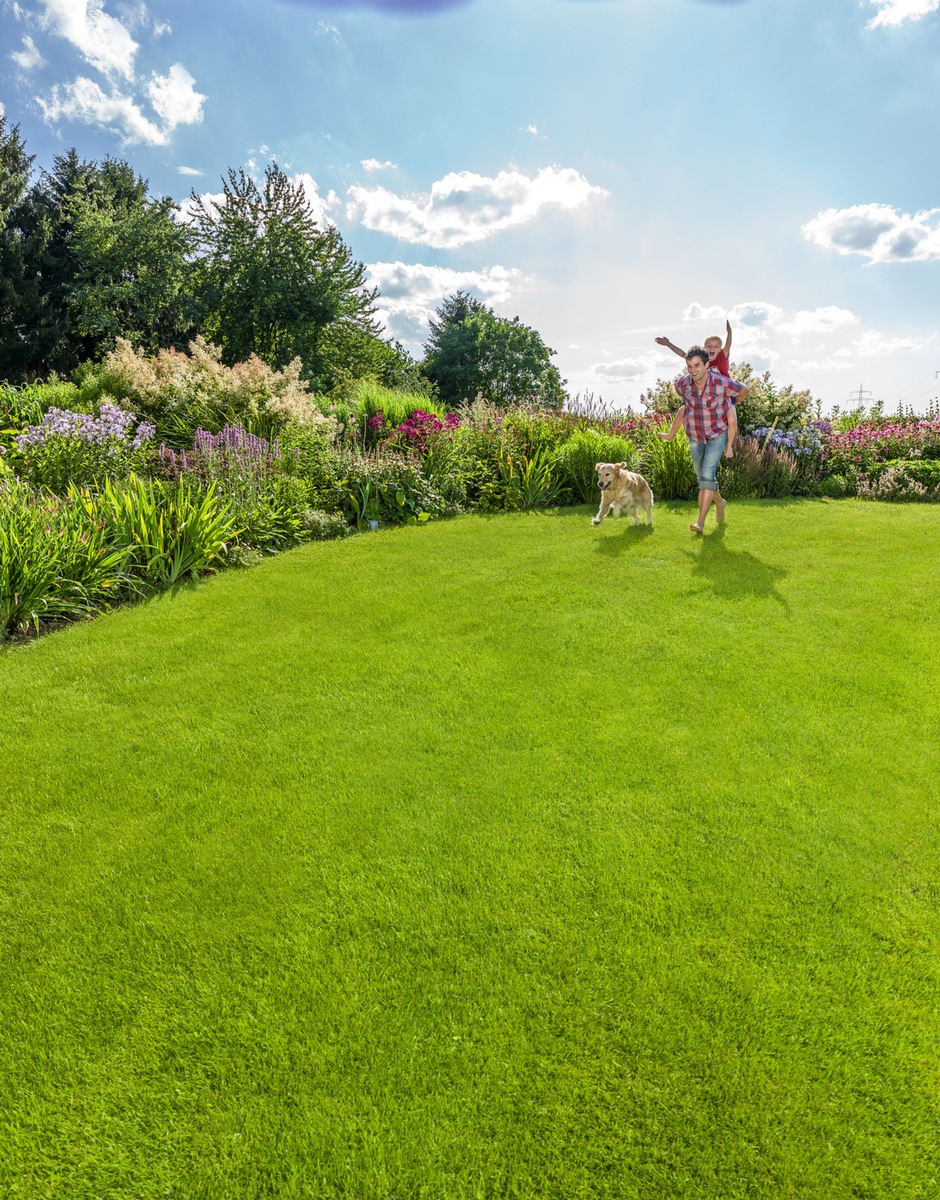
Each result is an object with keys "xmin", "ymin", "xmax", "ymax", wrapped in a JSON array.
[
  {"xmin": 189, "ymin": 163, "xmax": 380, "ymax": 386},
  {"xmin": 0, "ymin": 474, "xmax": 130, "ymax": 634},
  {"xmin": 421, "ymin": 290, "xmax": 566, "ymax": 409},
  {"xmin": 0, "ymin": 148, "xmax": 197, "ymax": 379},
  {"xmin": 640, "ymin": 423, "xmax": 697, "ymax": 500}
]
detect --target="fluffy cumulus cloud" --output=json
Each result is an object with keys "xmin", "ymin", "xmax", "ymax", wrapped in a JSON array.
[
  {"xmin": 589, "ymin": 352, "xmax": 665, "ymax": 383},
  {"xmin": 854, "ymin": 331, "xmax": 935, "ymax": 357},
  {"xmin": 366, "ymin": 261, "xmax": 523, "ymax": 346},
  {"xmin": 291, "ymin": 172, "xmax": 342, "ymax": 227},
  {"xmin": 802, "ymin": 203, "xmax": 940, "ymax": 263},
  {"xmin": 10, "ymin": 34, "xmax": 46, "ymax": 69},
  {"xmin": 776, "ymin": 306, "xmax": 858, "ymax": 336},
  {"xmin": 38, "ymin": 76, "xmax": 166, "ymax": 144},
  {"xmin": 347, "ymin": 166, "xmax": 609, "ymax": 249},
  {"xmin": 361, "ymin": 158, "xmax": 398, "ymax": 172},
  {"xmin": 684, "ymin": 300, "xmax": 783, "ymax": 327},
  {"xmin": 13, "ymin": 1, "xmax": 206, "ymax": 145},
  {"xmin": 37, "ymin": 0, "xmax": 140, "ymax": 81},
  {"xmin": 866, "ymin": 0, "xmax": 940, "ymax": 28},
  {"xmin": 146, "ymin": 63, "xmax": 205, "ymax": 131}
]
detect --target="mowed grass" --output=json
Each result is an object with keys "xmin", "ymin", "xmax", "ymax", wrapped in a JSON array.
[{"xmin": 1, "ymin": 499, "xmax": 938, "ymax": 1200}]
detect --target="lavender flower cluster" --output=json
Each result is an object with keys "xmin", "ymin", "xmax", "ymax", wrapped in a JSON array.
[
  {"xmin": 193, "ymin": 424, "xmax": 279, "ymax": 459},
  {"xmin": 157, "ymin": 424, "xmax": 280, "ymax": 479},
  {"xmin": 751, "ymin": 424, "xmax": 827, "ymax": 457},
  {"xmin": 17, "ymin": 403, "xmax": 156, "ymax": 452}
]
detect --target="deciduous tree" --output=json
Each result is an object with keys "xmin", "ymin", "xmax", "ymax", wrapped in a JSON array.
[
  {"xmin": 421, "ymin": 291, "xmax": 566, "ymax": 409},
  {"xmin": 189, "ymin": 163, "xmax": 380, "ymax": 387}
]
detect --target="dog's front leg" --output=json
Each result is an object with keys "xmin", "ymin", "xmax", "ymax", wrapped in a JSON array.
[{"xmin": 592, "ymin": 492, "xmax": 611, "ymax": 525}]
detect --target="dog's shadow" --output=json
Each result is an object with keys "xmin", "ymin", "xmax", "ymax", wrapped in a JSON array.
[
  {"xmin": 594, "ymin": 522, "xmax": 655, "ymax": 556},
  {"xmin": 684, "ymin": 526, "xmax": 789, "ymax": 609}
]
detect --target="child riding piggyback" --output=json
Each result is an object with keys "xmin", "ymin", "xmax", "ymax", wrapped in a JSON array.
[{"xmin": 656, "ymin": 319, "xmax": 733, "ymax": 375}]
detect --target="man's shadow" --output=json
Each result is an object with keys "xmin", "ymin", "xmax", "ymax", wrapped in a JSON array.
[{"xmin": 683, "ymin": 526, "xmax": 789, "ymax": 609}]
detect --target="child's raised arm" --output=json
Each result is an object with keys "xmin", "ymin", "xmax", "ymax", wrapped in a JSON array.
[
  {"xmin": 655, "ymin": 336, "xmax": 687, "ymax": 359},
  {"xmin": 723, "ymin": 319, "xmax": 733, "ymax": 359}
]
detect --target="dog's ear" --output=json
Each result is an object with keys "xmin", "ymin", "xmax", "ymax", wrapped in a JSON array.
[
  {"xmin": 618, "ymin": 461, "xmax": 629, "ymax": 470},
  {"xmin": 595, "ymin": 462, "xmax": 604, "ymax": 472}
]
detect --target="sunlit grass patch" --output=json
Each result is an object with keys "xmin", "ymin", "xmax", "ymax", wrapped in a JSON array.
[{"xmin": 1, "ymin": 500, "xmax": 938, "ymax": 1199}]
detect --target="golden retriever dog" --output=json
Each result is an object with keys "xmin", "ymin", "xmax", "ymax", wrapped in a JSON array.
[{"xmin": 592, "ymin": 462, "xmax": 654, "ymax": 526}]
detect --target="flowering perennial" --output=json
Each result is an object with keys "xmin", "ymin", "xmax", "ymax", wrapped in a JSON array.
[
  {"xmin": 17, "ymin": 403, "xmax": 156, "ymax": 452},
  {"xmin": 393, "ymin": 409, "xmax": 460, "ymax": 450}
]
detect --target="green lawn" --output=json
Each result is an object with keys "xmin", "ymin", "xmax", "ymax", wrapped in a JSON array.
[{"xmin": 1, "ymin": 500, "xmax": 938, "ymax": 1200}]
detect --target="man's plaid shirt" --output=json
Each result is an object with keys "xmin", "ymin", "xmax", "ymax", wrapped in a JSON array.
[{"xmin": 673, "ymin": 371, "xmax": 746, "ymax": 442}]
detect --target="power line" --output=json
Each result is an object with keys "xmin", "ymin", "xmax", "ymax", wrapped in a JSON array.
[{"xmin": 847, "ymin": 383, "xmax": 872, "ymax": 408}]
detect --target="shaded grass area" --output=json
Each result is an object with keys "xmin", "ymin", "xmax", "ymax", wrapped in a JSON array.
[{"xmin": 1, "ymin": 500, "xmax": 938, "ymax": 1199}]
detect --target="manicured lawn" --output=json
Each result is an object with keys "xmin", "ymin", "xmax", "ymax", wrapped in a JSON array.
[{"xmin": 1, "ymin": 500, "xmax": 938, "ymax": 1200}]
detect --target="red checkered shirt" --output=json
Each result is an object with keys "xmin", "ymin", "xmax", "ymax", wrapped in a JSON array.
[{"xmin": 674, "ymin": 371, "xmax": 746, "ymax": 442}]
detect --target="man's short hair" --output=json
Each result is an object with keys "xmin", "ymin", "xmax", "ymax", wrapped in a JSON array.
[{"xmin": 686, "ymin": 346, "xmax": 708, "ymax": 365}]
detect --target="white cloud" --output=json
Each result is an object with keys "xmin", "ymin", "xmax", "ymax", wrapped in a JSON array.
[
  {"xmin": 366, "ymin": 261, "xmax": 524, "ymax": 347},
  {"xmin": 776, "ymin": 306, "xmax": 858, "ymax": 336},
  {"xmin": 146, "ymin": 63, "xmax": 205, "ymax": 131},
  {"xmin": 177, "ymin": 165, "xmax": 203, "ymax": 176},
  {"xmin": 177, "ymin": 173, "xmax": 340, "ymax": 232},
  {"xmin": 153, "ymin": 20, "xmax": 170, "ymax": 36},
  {"xmin": 731, "ymin": 301, "xmax": 784, "ymax": 327},
  {"xmin": 38, "ymin": 76, "xmax": 166, "ymax": 144},
  {"xmin": 524, "ymin": 124, "xmax": 538, "ymax": 136},
  {"xmin": 683, "ymin": 302, "xmax": 725, "ymax": 322},
  {"xmin": 589, "ymin": 353, "xmax": 662, "ymax": 382},
  {"xmin": 866, "ymin": 0, "xmax": 940, "ymax": 29},
  {"xmin": 361, "ymin": 158, "xmax": 398, "ymax": 173},
  {"xmin": 11, "ymin": 35, "xmax": 46, "ymax": 70},
  {"xmin": 175, "ymin": 189, "xmax": 225, "ymax": 226},
  {"xmin": 37, "ymin": 0, "xmax": 140, "ymax": 82},
  {"xmin": 684, "ymin": 300, "xmax": 782, "ymax": 328},
  {"xmin": 347, "ymin": 165, "xmax": 609, "ymax": 249},
  {"xmin": 291, "ymin": 172, "xmax": 342, "ymax": 227},
  {"xmin": 854, "ymin": 331, "xmax": 935, "ymax": 357},
  {"xmin": 802, "ymin": 203, "xmax": 940, "ymax": 263},
  {"xmin": 315, "ymin": 19, "xmax": 342, "ymax": 42}
]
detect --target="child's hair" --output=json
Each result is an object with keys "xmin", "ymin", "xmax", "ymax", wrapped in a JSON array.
[{"xmin": 703, "ymin": 336, "xmax": 722, "ymax": 349}]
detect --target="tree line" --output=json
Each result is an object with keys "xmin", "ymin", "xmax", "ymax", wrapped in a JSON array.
[{"xmin": 0, "ymin": 116, "xmax": 565, "ymax": 408}]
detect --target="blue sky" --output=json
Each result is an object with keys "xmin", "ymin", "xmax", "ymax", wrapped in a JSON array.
[{"xmin": 2, "ymin": 0, "xmax": 939, "ymax": 412}]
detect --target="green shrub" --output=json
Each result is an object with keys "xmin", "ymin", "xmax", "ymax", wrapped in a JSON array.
[
  {"xmin": 343, "ymin": 452, "xmax": 453, "ymax": 528},
  {"xmin": 69, "ymin": 475, "xmax": 238, "ymax": 586},
  {"xmin": 816, "ymin": 473, "xmax": 854, "ymax": 499},
  {"xmin": 274, "ymin": 422, "xmax": 347, "ymax": 509},
  {"xmin": 857, "ymin": 466, "xmax": 932, "ymax": 503},
  {"xmin": 876, "ymin": 458, "xmax": 940, "ymax": 493},
  {"xmin": 351, "ymin": 379, "xmax": 446, "ymax": 443},
  {"xmin": 302, "ymin": 509, "xmax": 353, "ymax": 540},
  {"xmin": 495, "ymin": 447, "xmax": 566, "ymax": 510},
  {"xmin": 639, "ymin": 423, "xmax": 697, "ymax": 500},
  {"xmin": 557, "ymin": 428, "xmax": 639, "ymax": 503},
  {"xmin": 0, "ymin": 476, "xmax": 131, "ymax": 636},
  {"xmin": 717, "ymin": 438, "xmax": 801, "ymax": 499}
]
